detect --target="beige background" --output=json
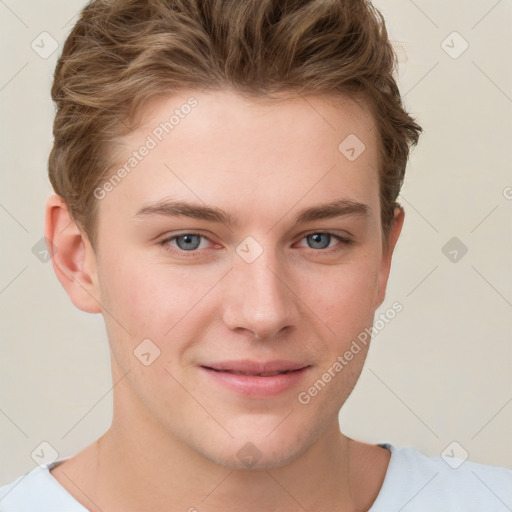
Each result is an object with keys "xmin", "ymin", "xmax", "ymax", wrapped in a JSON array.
[{"xmin": 1, "ymin": 0, "xmax": 511, "ymax": 484}]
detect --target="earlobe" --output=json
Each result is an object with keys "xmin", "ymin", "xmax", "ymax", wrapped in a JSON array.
[
  {"xmin": 374, "ymin": 206, "xmax": 405, "ymax": 309},
  {"xmin": 44, "ymin": 194, "xmax": 102, "ymax": 314}
]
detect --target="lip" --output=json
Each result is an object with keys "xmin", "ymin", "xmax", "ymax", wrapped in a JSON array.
[{"xmin": 199, "ymin": 359, "xmax": 311, "ymax": 398}]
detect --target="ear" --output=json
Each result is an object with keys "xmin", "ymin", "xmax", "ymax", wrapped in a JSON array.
[
  {"xmin": 374, "ymin": 206, "xmax": 405, "ymax": 309},
  {"xmin": 44, "ymin": 194, "xmax": 102, "ymax": 313}
]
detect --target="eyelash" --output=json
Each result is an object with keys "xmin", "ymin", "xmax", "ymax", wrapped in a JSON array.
[{"xmin": 159, "ymin": 231, "xmax": 354, "ymax": 258}]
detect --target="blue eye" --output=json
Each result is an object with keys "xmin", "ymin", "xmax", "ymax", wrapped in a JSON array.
[
  {"xmin": 298, "ymin": 232, "xmax": 352, "ymax": 251},
  {"xmin": 173, "ymin": 234, "xmax": 202, "ymax": 251},
  {"xmin": 306, "ymin": 233, "xmax": 332, "ymax": 249},
  {"xmin": 160, "ymin": 233, "xmax": 211, "ymax": 255}
]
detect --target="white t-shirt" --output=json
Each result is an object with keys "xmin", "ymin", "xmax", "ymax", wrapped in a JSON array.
[{"xmin": 1, "ymin": 443, "xmax": 511, "ymax": 511}]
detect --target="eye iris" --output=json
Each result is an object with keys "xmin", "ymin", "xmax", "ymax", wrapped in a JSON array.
[
  {"xmin": 308, "ymin": 233, "xmax": 330, "ymax": 249},
  {"xmin": 176, "ymin": 234, "xmax": 201, "ymax": 250}
]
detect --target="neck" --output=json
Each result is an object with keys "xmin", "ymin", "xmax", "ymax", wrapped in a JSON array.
[
  {"xmin": 55, "ymin": 413, "xmax": 360, "ymax": 511},
  {"xmin": 92, "ymin": 419, "xmax": 356, "ymax": 512}
]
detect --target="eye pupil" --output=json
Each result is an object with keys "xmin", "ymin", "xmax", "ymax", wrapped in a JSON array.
[
  {"xmin": 308, "ymin": 233, "xmax": 330, "ymax": 249},
  {"xmin": 176, "ymin": 234, "xmax": 201, "ymax": 250}
]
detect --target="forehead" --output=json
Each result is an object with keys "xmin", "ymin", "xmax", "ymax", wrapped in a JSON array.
[
  {"xmin": 129, "ymin": 88, "xmax": 377, "ymax": 152},
  {"xmin": 102, "ymin": 89, "xmax": 381, "ymax": 227}
]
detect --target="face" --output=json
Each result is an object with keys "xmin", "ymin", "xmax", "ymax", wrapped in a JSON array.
[{"xmin": 89, "ymin": 89, "xmax": 400, "ymax": 469}]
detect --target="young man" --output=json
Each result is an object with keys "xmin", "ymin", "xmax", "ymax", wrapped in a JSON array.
[{"xmin": 1, "ymin": 0, "xmax": 510, "ymax": 510}]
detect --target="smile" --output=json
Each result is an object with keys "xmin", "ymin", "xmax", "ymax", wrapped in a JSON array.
[{"xmin": 199, "ymin": 360, "xmax": 311, "ymax": 397}]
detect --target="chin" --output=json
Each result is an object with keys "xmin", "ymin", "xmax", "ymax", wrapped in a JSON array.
[
  {"xmin": 195, "ymin": 425, "xmax": 317, "ymax": 471},
  {"xmin": 205, "ymin": 444, "xmax": 306, "ymax": 471}
]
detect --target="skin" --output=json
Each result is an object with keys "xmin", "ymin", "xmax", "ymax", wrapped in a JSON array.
[{"xmin": 45, "ymin": 89, "xmax": 403, "ymax": 512}]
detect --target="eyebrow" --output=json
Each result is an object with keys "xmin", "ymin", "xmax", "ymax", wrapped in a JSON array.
[{"xmin": 135, "ymin": 198, "xmax": 370, "ymax": 226}]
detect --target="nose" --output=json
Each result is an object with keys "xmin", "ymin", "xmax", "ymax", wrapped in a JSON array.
[{"xmin": 222, "ymin": 251, "xmax": 300, "ymax": 340}]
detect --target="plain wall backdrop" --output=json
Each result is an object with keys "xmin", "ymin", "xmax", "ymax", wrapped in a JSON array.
[{"xmin": 1, "ymin": 0, "xmax": 511, "ymax": 485}]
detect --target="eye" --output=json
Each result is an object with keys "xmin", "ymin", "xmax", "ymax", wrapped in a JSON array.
[
  {"xmin": 305, "ymin": 233, "xmax": 333, "ymax": 250},
  {"xmin": 160, "ymin": 232, "xmax": 213, "ymax": 255},
  {"xmin": 173, "ymin": 234, "xmax": 203, "ymax": 251},
  {"xmin": 297, "ymin": 232, "xmax": 353, "ymax": 251}
]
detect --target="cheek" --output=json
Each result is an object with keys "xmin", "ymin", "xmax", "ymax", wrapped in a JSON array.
[
  {"xmin": 97, "ymin": 252, "xmax": 222, "ymax": 340},
  {"xmin": 294, "ymin": 264, "xmax": 378, "ymax": 411},
  {"xmin": 296, "ymin": 256, "xmax": 380, "ymax": 340}
]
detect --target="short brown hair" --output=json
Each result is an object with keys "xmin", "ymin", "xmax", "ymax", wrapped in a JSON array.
[{"xmin": 49, "ymin": 0, "xmax": 422, "ymax": 248}]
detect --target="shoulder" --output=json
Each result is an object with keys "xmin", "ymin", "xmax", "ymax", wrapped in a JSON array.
[
  {"xmin": 0, "ymin": 461, "xmax": 87, "ymax": 511},
  {"xmin": 371, "ymin": 444, "xmax": 512, "ymax": 512}
]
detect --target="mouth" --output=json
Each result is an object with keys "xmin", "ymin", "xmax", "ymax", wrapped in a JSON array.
[
  {"xmin": 198, "ymin": 360, "xmax": 311, "ymax": 397},
  {"xmin": 204, "ymin": 368, "xmax": 301, "ymax": 377}
]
